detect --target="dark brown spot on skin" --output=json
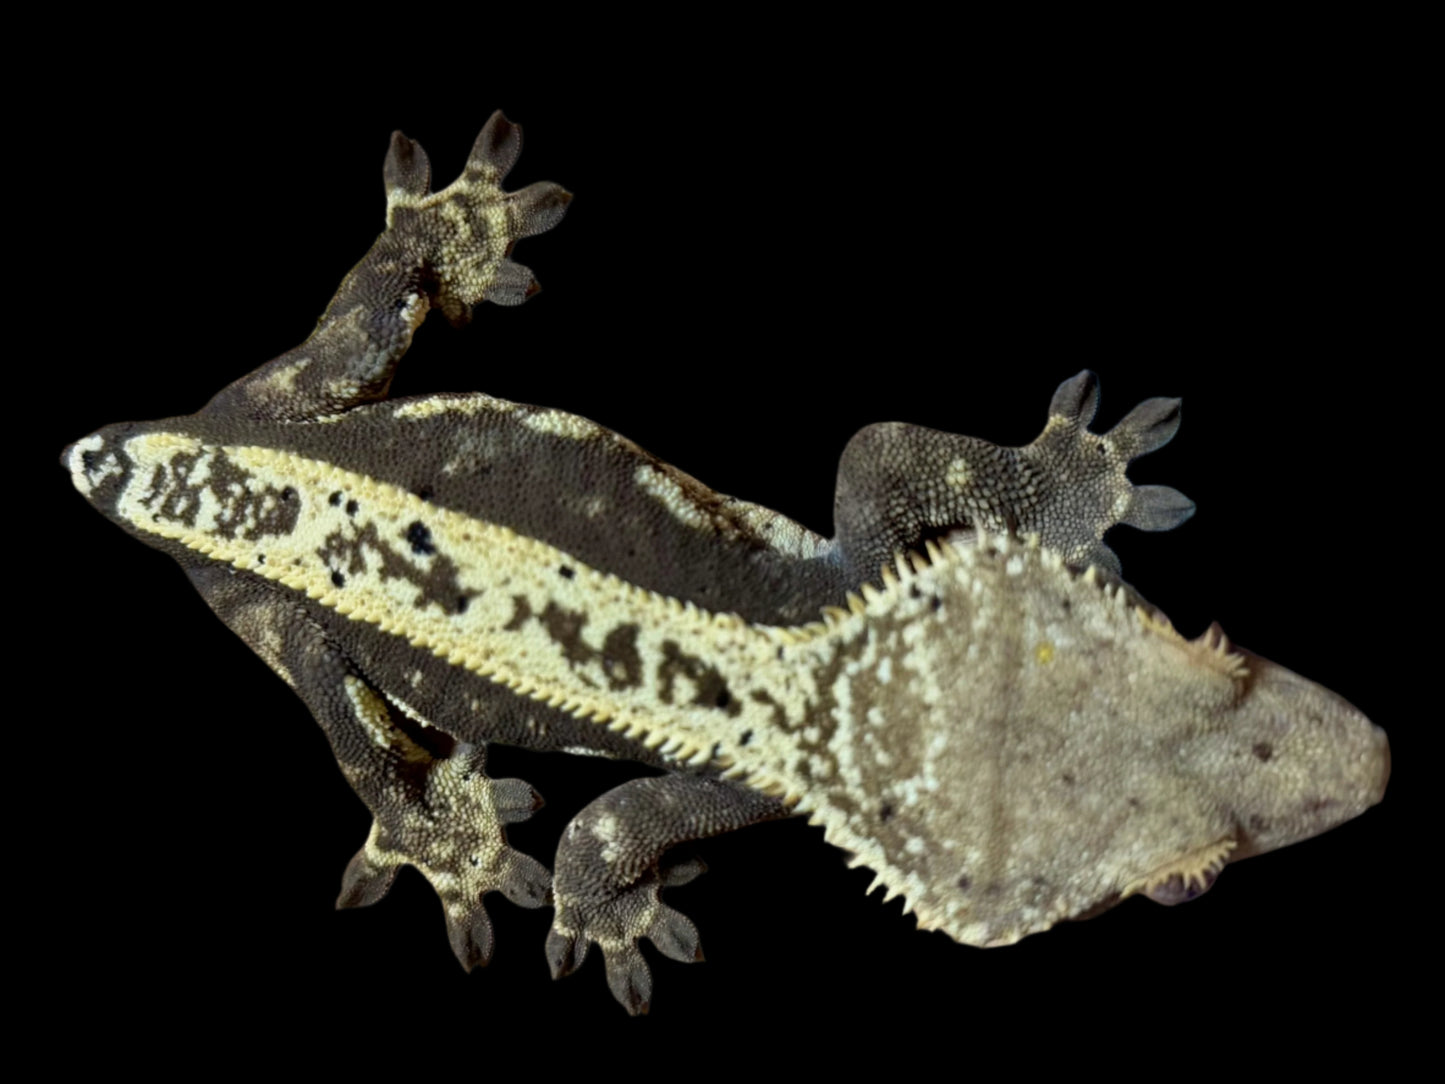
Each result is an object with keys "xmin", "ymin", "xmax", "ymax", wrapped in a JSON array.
[
  {"xmin": 503, "ymin": 596, "xmax": 532, "ymax": 631},
  {"xmin": 657, "ymin": 641, "xmax": 741, "ymax": 716},
  {"xmin": 1252, "ymin": 742, "xmax": 1274, "ymax": 761},
  {"xmin": 559, "ymin": 565, "xmax": 575, "ymax": 579},
  {"xmin": 346, "ymin": 499, "xmax": 359, "ymax": 516},
  {"xmin": 331, "ymin": 570, "xmax": 345, "ymax": 587},
  {"xmin": 599, "ymin": 624, "xmax": 643, "ymax": 690},
  {"xmin": 537, "ymin": 602, "xmax": 592, "ymax": 668},
  {"xmin": 1061, "ymin": 772, "xmax": 1075, "ymax": 785},
  {"xmin": 141, "ymin": 449, "xmax": 301, "ymax": 540},
  {"xmin": 957, "ymin": 875, "xmax": 971, "ymax": 891},
  {"xmin": 879, "ymin": 803, "xmax": 895, "ymax": 822},
  {"xmin": 316, "ymin": 520, "xmax": 469, "ymax": 613},
  {"xmin": 329, "ymin": 491, "xmax": 342, "ymax": 506}
]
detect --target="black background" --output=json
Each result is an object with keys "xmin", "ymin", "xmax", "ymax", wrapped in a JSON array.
[{"xmin": 41, "ymin": 25, "xmax": 1422, "ymax": 1066}]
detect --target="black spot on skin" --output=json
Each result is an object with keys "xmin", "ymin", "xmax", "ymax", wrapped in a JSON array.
[
  {"xmin": 257, "ymin": 554, "xmax": 266, "ymax": 565},
  {"xmin": 331, "ymin": 570, "xmax": 345, "ymax": 587},
  {"xmin": 456, "ymin": 596, "xmax": 469, "ymax": 614},
  {"xmin": 1061, "ymin": 597, "xmax": 1072, "ymax": 611},
  {"xmin": 328, "ymin": 491, "xmax": 342, "ymax": 506},
  {"xmin": 739, "ymin": 729, "xmax": 753, "ymax": 746},
  {"xmin": 879, "ymin": 803, "xmax": 895, "ymax": 822},
  {"xmin": 930, "ymin": 595, "xmax": 942, "ymax": 612},
  {"xmin": 413, "ymin": 486, "xmax": 434, "ymax": 502},
  {"xmin": 346, "ymin": 499, "xmax": 359, "ymax": 516},
  {"xmin": 910, "ymin": 585, "xmax": 922, "ymax": 599},
  {"xmin": 1128, "ymin": 797, "xmax": 1142, "ymax": 808},
  {"xmin": 1252, "ymin": 742, "xmax": 1274, "ymax": 762},
  {"xmin": 957, "ymin": 875, "xmax": 972, "ymax": 892},
  {"xmin": 1061, "ymin": 772, "xmax": 1076, "ymax": 785},
  {"xmin": 559, "ymin": 565, "xmax": 575, "ymax": 579},
  {"xmin": 81, "ymin": 449, "xmax": 97, "ymax": 471},
  {"xmin": 714, "ymin": 688, "xmax": 731, "ymax": 709},
  {"xmin": 406, "ymin": 521, "xmax": 435, "ymax": 555}
]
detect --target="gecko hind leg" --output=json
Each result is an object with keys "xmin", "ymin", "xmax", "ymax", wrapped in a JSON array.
[
  {"xmin": 184, "ymin": 563, "xmax": 552, "ymax": 971},
  {"xmin": 334, "ymin": 736, "xmax": 553, "ymax": 971}
]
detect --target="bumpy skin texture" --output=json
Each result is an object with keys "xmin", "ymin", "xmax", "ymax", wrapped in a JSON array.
[{"xmin": 62, "ymin": 115, "xmax": 1389, "ymax": 1015}]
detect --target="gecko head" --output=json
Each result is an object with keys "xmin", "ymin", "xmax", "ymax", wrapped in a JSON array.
[
  {"xmin": 805, "ymin": 534, "xmax": 1388, "ymax": 948},
  {"xmin": 1175, "ymin": 645, "xmax": 1389, "ymax": 865}
]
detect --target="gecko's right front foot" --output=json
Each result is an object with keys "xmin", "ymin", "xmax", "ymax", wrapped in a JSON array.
[{"xmin": 1022, "ymin": 370, "xmax": 1195, "ymax": 572}]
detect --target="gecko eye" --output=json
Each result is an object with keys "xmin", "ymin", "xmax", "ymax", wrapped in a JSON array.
[{"xmin": 1143, "ymin": 865, "xmax": 1221, "ymax": 906}]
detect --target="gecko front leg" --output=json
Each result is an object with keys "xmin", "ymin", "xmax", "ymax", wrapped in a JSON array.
[
  {"xmin": 186, "ymin": 562, "xmax": 552, "ymax": 969},
  {"xmin": 833, "ymin": 370, "xmax": 1194, "ymax": 577}
]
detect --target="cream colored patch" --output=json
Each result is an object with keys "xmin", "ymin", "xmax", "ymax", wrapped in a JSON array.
[
  {"xmin": 720, "ymin": 497, "xmax": 828, "ymax": 560},
  {"xmin": 522, "ymin": 408, "xmax": 601, "ymax": 440},
  {"xmin": 393, "ymin": 393, "xmax": 517, "ymax": 420},
  {"xmin": 945, "ymin": 457, "xmax": 971, "ymax": 490},
  {"xmin": 344, "ymin": 676, "xmax": 429, "ymax": 762},
  {"xmin": 259, "ymin": 357, "xmax": 312, "ymax": 396},
  {"xmin": 593, "ymin": 812, "xmax": 623, "ymax": 865},
  {"xmin": 633, "ymin": 463, "xmax": 710, "ymax": 530}
]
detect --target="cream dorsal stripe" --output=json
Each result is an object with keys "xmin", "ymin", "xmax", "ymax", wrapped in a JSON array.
[{"xmin": 116, "ymin": 433, "xmax": 820, "ymax": 778}]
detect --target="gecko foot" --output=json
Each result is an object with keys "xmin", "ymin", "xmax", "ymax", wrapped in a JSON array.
[
  {"xmin": 545, "ymin": 858, "xmax": 706, "ymax": 1016},
  {"xmin": 1025, "ymin": 370, "xmax": 1195, "ymax": 572},
  {"xmin": 335, "ymin": 745, "xmax": 552, "ymax": 970}
]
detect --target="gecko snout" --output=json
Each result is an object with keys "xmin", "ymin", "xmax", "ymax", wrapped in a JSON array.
[{"xmin": 1216, "ymin": 650, "xmax": 1389, "ymax": 860}]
